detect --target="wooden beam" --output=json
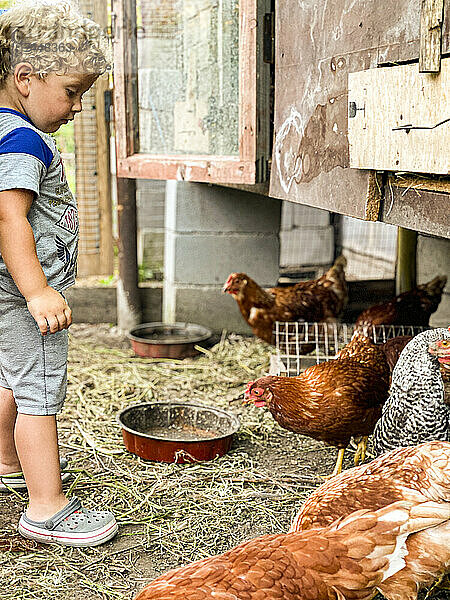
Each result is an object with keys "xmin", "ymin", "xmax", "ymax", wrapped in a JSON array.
[{"xmin": 419, "ymin": 0, "xmax": 444, "ymax": 73}]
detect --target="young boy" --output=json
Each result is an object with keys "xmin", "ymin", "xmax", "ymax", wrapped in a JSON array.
[{"xmin": 0, "ymin": 1, "xmax": 117, "ymax": 546}]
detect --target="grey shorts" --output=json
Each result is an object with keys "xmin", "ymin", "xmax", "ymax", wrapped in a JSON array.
[{"xmin": 0, "ymin": 289, "xmax": 68, "ymax": 415}]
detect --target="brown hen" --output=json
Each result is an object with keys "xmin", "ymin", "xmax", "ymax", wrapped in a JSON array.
[
  {"xmin": 355, "ymin": 275, "xmax": 447, "ymax": 329},
  {"xmin": 134, "ymin": 501, "xmax": 450, "ymax": 600},
  {"xmin": 289, "ymin": 441, "xmax": 450, "ymax": 600},
  {"xmin": 223, "ymin": 255, "xmax": 347, "ymax": 344},
  {"xmin": 245, "ymin": 334, "xmax": 390, "ymax": 476}
]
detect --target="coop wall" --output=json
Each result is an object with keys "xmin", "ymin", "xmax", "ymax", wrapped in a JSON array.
[
  {"xmin": 163, "ymin": 181, "xmax": 281, "ymax": 333},
  {"xmin": 417, "ymin": 235, "xmax": 450, "ymax": 328}
]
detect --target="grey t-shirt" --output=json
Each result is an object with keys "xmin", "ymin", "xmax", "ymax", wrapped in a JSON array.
[{"xmin": 0, "ymin": 108, "xmax": 78, "ymax": 296}]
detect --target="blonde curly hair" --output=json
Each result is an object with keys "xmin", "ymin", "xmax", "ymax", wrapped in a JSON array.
[{"xmin": 0, "ymin": 0, "xmax": 111, "ymax": 86}]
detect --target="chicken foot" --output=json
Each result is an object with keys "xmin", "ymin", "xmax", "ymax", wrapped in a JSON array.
[
  {"xmin": 353, "ymin": 436, "xmax": 368, "ymax": 466},
  {"xmin": 423, "ymin": 573, "xmax": 450, "ymax": 600}
]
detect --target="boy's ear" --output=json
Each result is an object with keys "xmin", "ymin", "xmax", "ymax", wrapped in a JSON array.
[{"xmin": 14, "ymin": 63, "xmax": 34, "ymax": 97}]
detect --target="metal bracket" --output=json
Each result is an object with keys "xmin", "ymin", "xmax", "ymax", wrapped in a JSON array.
[{"xmin": 348, "ymin": 101, "xmax": 365, "ymax": 118}]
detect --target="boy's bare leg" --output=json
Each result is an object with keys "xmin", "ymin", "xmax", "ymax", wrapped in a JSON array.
[
  {"xmin": 0, "ymin": 386, "xmax": 21, "ymax": 474},
  {"xmin": 15, "ymin": 414, "xmax": 68, "ymax": 521}
]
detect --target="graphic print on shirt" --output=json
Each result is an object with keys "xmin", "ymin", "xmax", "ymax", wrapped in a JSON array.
[
  {"xmin": 55, "ymin": 234, "xmax": 78, "ymax": 275},
  {"xmin": 56, "ymin": 204, "xmax": 79, "ymax": 235}
]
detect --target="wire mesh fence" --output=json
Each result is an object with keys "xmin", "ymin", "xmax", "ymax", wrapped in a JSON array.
[{"xmin": 271, "ymin": 321, "xmax": 430, "ymax": 376}]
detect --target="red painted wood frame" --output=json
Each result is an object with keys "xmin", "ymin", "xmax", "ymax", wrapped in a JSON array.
[{"xmin": 112, "ymin": 0, "xmax": 262, "ymax": 184}]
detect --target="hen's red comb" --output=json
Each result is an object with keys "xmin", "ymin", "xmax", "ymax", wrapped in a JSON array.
[{"xmin": 245, "ymin": 381, "xmax": 255, "ymax": 393}]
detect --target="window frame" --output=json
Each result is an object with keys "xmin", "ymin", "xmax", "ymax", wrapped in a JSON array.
[{"xmin": 112, "ymin": 0, "xmax": 265, "ymax": 184}]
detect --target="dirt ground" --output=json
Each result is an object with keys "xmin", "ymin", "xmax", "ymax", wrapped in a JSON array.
[{"xmin": 1, "ymin": 324, "xmax": 449, "ymax": 600}]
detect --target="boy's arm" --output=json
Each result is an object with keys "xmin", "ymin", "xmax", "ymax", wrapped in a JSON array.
[{"xmin": 0, "ymin": 188, "xmax": 72, "ymax": 335}]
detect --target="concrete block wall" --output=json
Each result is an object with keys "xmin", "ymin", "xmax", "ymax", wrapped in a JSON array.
[
  {"xmin": 163, "ymin": 181, "xmax": 282, "ymax": 333},
  {"xmin": 417, "ymin": 235, "xmax": 450, "ymax": 328}
]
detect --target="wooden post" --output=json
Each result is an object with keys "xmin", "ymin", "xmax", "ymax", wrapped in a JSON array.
[
  {"xmin": 419, "ymin": 0, "xmax": 444, "ymax": 73},
  {"xmin": 94, "ymin": 0, "xmax": 114, "ymax": 275},
  {"xmin": 396, "ymin": 227, "xmax": 417, "ymax": 295},
  {"xmin": 116, "ymin": 178, "xmax": 142, "ymax": 329},
  {"xmin": 114, "ymin": 0, "xmax": 141, "ymax": 330}
]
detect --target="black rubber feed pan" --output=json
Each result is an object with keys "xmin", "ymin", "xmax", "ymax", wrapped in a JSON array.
[
  {"xmin": 128, "ymin": 322, "xmax": 212, "ymax": 358},
  {"xmin": 117, "ymin": 402, "xmax": 240, "ymax": 462}
]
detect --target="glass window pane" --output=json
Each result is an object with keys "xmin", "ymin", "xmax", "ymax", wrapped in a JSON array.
[{"xmin": 137, "ymin": 0, "xmax": 239, "ymax": 156}]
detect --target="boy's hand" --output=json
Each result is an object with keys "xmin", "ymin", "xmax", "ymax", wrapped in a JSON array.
[{"xmin": 26, "ymin": 286, "xmax": 72, "ymax": 335}]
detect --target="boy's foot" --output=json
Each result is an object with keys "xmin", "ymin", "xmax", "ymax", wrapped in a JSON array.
[
  {"xmin": 0, "ymin": 458, "xmax": 71, "ymax": 492},
  {"xmin": 18, "ymin": 496, "xmax": 118, "ymax": 547}
]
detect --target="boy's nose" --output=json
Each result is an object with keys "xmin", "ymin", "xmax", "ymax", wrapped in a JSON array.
[{"xmin": 72, "ymin": 100, "xmax": 82, "ymax": 112}]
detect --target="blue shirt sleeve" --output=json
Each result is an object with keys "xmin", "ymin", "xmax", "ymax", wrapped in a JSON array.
[{"xmin": 0, "ymin": 127, "xmax": 54, "ymax": 169}]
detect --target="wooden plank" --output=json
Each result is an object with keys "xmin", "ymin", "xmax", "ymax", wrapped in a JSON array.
[
  {"xmin": 239, "ymin": 0, "xmax": 257, "ymax": 164},
  {"xmin": 112, "ymin": 0, "xmax": 128, "ymax": 161},
  {"xmin": 117, "ymin": 154, "xmax": 255, "ymax": 183},
  {"xmin": 348, "ymin": 58, "xmax": 450, "ymax": 174},
  {"xmin": 381, "ymin": 183, "xmax": 450, "ymax": 237},
  {"xmin": 419, "ymin": 0, "xmax": 445, "ymax": 72},
  {"xmin": 94, "ymin": 0, "xmax": 114, "ymax": 275}
]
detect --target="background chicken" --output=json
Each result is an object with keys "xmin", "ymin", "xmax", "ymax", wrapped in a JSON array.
[
  {"xmin": 223, "ymin": 255, "xmax": 347, "ymax": 344},
  {"xmin": 289, "ymin": 441, "xmax": 450, "ymax": 600},
  {"xmin": 134, "ymin": 501, "xmax": 449, "ymax": 600},
  {"xmin": 355, "ymin": 275, "xmax": 447, "ymax": 329},
  {"xmin": 379, "ymin": 335, "xmax": 412, "ymax": 375},
  {"xmin": 245, "ymin": 334, "xmax": 390, "ymax": 476},
  {"xmin": 373, "ymin": 328, "xmax": 450, "ymax": 456}
]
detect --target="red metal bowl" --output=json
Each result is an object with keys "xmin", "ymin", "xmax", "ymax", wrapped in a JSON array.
[
  {"xmin": 117, "ymin": 402, "xmax": 240, "ymax": 463},
  {"xmin": 128, "ymin": 322, "xmax": 212, "ymax": 359}
]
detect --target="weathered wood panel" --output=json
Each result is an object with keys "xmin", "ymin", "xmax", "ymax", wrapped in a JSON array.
[
  {"xmin": 270, "ymin": 0, "xmax": 450, "ymax": 236},
  {"xmin": 348, "ymin": 59, "xmax": 450, "ymax": 174},
  {"xmin": 419, "ymin": 0, "xmax": 445, "ymax": 72}
]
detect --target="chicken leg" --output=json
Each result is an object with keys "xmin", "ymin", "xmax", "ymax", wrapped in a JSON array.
[
  {"xmin": 330, "ymin": 448, "xmax": 345, "ymax": 478},
  {"xmin": 353, "ymin": 436, "xmax": 368, "ymax": 466}
]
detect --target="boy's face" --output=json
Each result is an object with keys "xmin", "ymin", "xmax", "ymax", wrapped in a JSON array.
[{"xmin": 25, "ymin": 72, "xmax": 98, "ymax": 133}]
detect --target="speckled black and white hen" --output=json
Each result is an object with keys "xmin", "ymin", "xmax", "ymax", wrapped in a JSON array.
[{"xmin": 373, "ymin": 327, "xmax": 450, "ymax": 456}]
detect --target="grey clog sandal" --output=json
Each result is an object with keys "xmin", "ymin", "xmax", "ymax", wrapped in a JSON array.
[{"xmin": 18, "ymin": 496, "xmax": 118, "ymax": 547}]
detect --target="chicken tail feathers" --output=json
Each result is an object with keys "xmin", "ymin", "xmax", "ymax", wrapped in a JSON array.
[
  {"xmin": 419, "ymin": 275, "xmax": 447, "ymax": 298},
  {"xmin": 332, "ymin": 254, "xmax": 347, "ymax": 269},
  {"xmin": 323, "ymin": 501, "xmax": 450, "ymax": 595}
]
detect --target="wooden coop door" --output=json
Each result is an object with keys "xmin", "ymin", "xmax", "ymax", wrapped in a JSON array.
[
  {"xmin": 112, "ymin": 0, "xmax": 271, "ymax": 184},
  {"xmin": 269, "ymin": 0, "xmax": 450, "ymax": 238}
]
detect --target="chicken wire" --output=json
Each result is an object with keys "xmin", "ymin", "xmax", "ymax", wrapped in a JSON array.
[
  {"xmin": 279, "ymin": 206, "xmax": 398, "ymax": 282},
  {"xmin": 271, "ymin": 322, "xmax": 431, "ymax": 377}
]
